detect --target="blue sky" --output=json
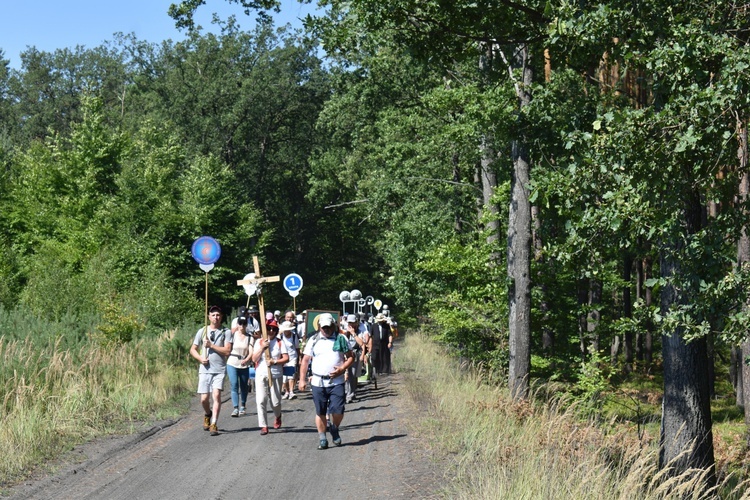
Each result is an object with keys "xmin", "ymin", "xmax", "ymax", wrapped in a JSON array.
[{"xmin": 0, "ymin": 0, "xmax": 318, "ymax": 69}]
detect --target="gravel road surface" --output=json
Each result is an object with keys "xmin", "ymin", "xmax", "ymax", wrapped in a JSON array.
[{"xmin": 7, "ymin": 372, "xmax": 443, "ymax": 500}]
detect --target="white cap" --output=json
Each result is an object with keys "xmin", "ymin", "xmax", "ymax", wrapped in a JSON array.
[
  {"xmin": 346, "ymin": 314, "xmax": 357, "ymax": 323},
  {"xmin": 318, "ymin": 313, "xmax": 335, "ymax": 327}
]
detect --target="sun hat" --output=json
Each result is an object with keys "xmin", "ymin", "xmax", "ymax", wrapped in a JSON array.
[{"xmin": 279, "ymin": 321, "xmax": 295, "ymax": 332}]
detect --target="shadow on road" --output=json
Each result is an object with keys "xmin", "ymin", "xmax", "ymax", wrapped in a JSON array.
[{"xmin": 344, "ymin": 433, "xmax": 407, "ymax": 447}]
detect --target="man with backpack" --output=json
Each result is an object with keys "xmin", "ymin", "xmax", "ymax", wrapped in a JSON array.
[
  {"xmin": 189, "ymin": 305, "xmax": 233, "ymax": 436},
  {"xmin": 298, "ymin": 313, "xmax": 355, "ymax": 450}
]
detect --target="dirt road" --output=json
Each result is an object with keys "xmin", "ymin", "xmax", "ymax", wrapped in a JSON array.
[{"xmin": 7, "ymin": 373, "xmax": 442, "ymax": 500}]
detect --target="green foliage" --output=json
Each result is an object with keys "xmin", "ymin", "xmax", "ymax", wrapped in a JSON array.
[
  {"xmin": 575, "ymin": 348, "xmax": 611, "ymax": 411},
  {"xmin": 93, "ymin": 298, "xmax": 146, "ymax": 345}
]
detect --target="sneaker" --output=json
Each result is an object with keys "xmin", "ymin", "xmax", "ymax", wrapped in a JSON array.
[
  {"xmin": 231, "ymin": 407, "xmax": 239, "ymax": 417},
  {"xmin": 260, "ymin": 427, "xmax": 269, "ymax": 435},
  {"xmin": 318, "ymin": 439, "xmax": 329, "ymax": 450},
  {"xmin": 274, "ymin": 416, "xmax": 282, "ymax": 429},
  {"xmin": 239, "ymin": 406, "xmax": 246, "ymax": 416},
  {"xmin": 330, "ymin": 425, "xmax": 342, "ymax": 446},
  {"xmin": 203, "ymin": 412, "xmax": 212, "ymax": 431},
  {"xmin": 281, "ymin": 393, "xmax": 289, "ymax": 400},
  {"xmin": 288, "ymin": 392, "xmax": 296, "ymax": 400},
  {"xmin": 209, "ymin": 423, "xmax": 219, "ymax": 436}
]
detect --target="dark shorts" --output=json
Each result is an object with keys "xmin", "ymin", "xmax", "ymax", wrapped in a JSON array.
[{"xmin": 311, "ymin": 383, "xmax": 346, "ymax": 416}]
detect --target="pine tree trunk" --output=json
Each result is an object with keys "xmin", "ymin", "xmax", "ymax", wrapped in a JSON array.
[
  {"xmin": 508, "ymin": 44, "xmax": 532, "ymax": 401},
  {"xmin": 730, "ymin": 347, "xmax": 744, "ymax": 409},
  {"xmin": 736, "ymin": 116, "xmax": 750, "ymax": 440}
]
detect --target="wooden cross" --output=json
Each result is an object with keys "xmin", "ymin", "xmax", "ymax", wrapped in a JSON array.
[{"xmin": 236, "ymin": 256, "xmax": 280, "ymax": 384}]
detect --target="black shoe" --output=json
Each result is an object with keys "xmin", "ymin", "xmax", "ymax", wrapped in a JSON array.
[{"xmin": 318, "ymin": 439, "xmax": 329, "ymax": 450}]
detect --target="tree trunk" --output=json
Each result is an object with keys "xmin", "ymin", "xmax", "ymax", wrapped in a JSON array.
[
  {"xmin": 658, "ymin": 191, "xmax": 715, "ymax": 484},
  {"xmin": 478, "ymin": 44, "xmax": 501, "ymax": 257},
  {"xmin": 643, "ymin": 256, "xmax": 654, "ymax": 365},
  {"xmin": 736, "ymin": 116, "xmax": 750, "ymax": 440},
  {"xmin": 533, "ymin": 204, "xmax": 554, "ymax": 352},
  {"xmin": 538, "ymin": 48, "xmax": 553, "ymax": 353},
  {"xmin": 730, "ymin": 346, "xmax": 744, "ymax": 409},
  {"xmin": 635, "ymin": 256, "xmax": 644, "ymax": 362},
  {"xmin": 743, "ymin": 342, "xmax": 750, "ymax": 445},
  {"xmin": 479, "ymin": 136, "xmax": 500, "ymax": 248},
  {"xmin": 587, "ymin": 278, "xmax": 602, "ymax": 354},
  {"xmin": 622, "ymin": 254, "xmax": 633, "ymax": 372},
  {"xmin": 508, "ymin": 44, "xmax": 532, "ymax": 401}
]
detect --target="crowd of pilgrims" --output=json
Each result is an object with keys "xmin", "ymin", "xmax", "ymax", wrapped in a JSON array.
[{"xmin": 190, "ymin": 305, "xmax": 397, "ymax": 448}]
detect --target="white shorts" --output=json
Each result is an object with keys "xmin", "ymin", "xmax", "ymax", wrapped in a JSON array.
[{"xmin": 197, "ymin": 372, "xmax": 225, "ymax": 394}]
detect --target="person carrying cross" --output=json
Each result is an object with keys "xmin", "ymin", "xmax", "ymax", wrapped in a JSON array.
[
  {"xmin": 298, "ymin": 313, "xmax": 355, "ymax": 449},
  {"xmin": 251, "ymin": 318, "xmax": 289, "ymax": 435}
]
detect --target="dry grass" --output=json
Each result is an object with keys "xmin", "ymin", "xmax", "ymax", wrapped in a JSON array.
[
  {"xmin": 0, "ymin": 334, "xmax": 193, "ymax": 486},
  {"xmin": 394, "ymin": 332, "xmax": 750, "ymax": 499}
]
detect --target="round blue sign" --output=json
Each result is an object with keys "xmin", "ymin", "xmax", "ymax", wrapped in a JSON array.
[
  {"xmin": 191, "ymin": 236, "xmax": 221, "ymax": 265},
  {"xmin": 283, "ymin": 273, "xmax": 303, "ymax": 293}
]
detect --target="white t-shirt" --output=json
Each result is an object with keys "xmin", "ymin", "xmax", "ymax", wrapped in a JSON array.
[
  {"xmin": 254, "ymin": 336, "xmax": 288, "ymax": 379},
  {"xmin": 358, "ymin": 322, "xmax": 370, "ymax": 343},
  {"xmin": 281, "ymin": 332, "xmax": 299, "ymax": 367},
  {"xmin": 303, "ymin": 333, "xmax": 348, "ymax": 387}
]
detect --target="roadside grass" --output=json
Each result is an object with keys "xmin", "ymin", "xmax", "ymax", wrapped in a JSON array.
[
  {"xmin": 394, "ymin": 332, "xmax": 750, "ymax": 499},
  {"xmin": 0, "ymin": 310, "xmax": 195, "ymax": 488}
]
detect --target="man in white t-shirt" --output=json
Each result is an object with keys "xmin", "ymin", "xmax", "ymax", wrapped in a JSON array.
[
  {"xmin": 298, "ymin": 313, "xmax": 354, "ymax": 449},
  {"xmin": 280, "ymin": 320, "xmax": 300, "ymax": 400}
]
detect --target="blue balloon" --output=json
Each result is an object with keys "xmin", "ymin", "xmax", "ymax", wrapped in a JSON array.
[{"xmin": 191, "ymin": 236, "xmax": 221, "ymax": 265}]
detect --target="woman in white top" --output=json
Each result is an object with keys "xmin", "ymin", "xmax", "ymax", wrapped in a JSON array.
[
  {"xmin": 227, "ymin": 319, "xmax": 254, "ymax": 417},
  {"xmin": 251, "ymin": 319, "xmax": 289, "ymax": 435}
]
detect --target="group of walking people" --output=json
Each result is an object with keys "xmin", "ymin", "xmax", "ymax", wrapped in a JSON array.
[{"xmin": 189, "ymin": 304, "xmax": 394, "ymax": 449}]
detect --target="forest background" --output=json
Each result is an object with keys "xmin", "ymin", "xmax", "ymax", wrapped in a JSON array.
[{"xmin": 3, "ymin": 0, "xmax": 750, "ymax": 495}]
